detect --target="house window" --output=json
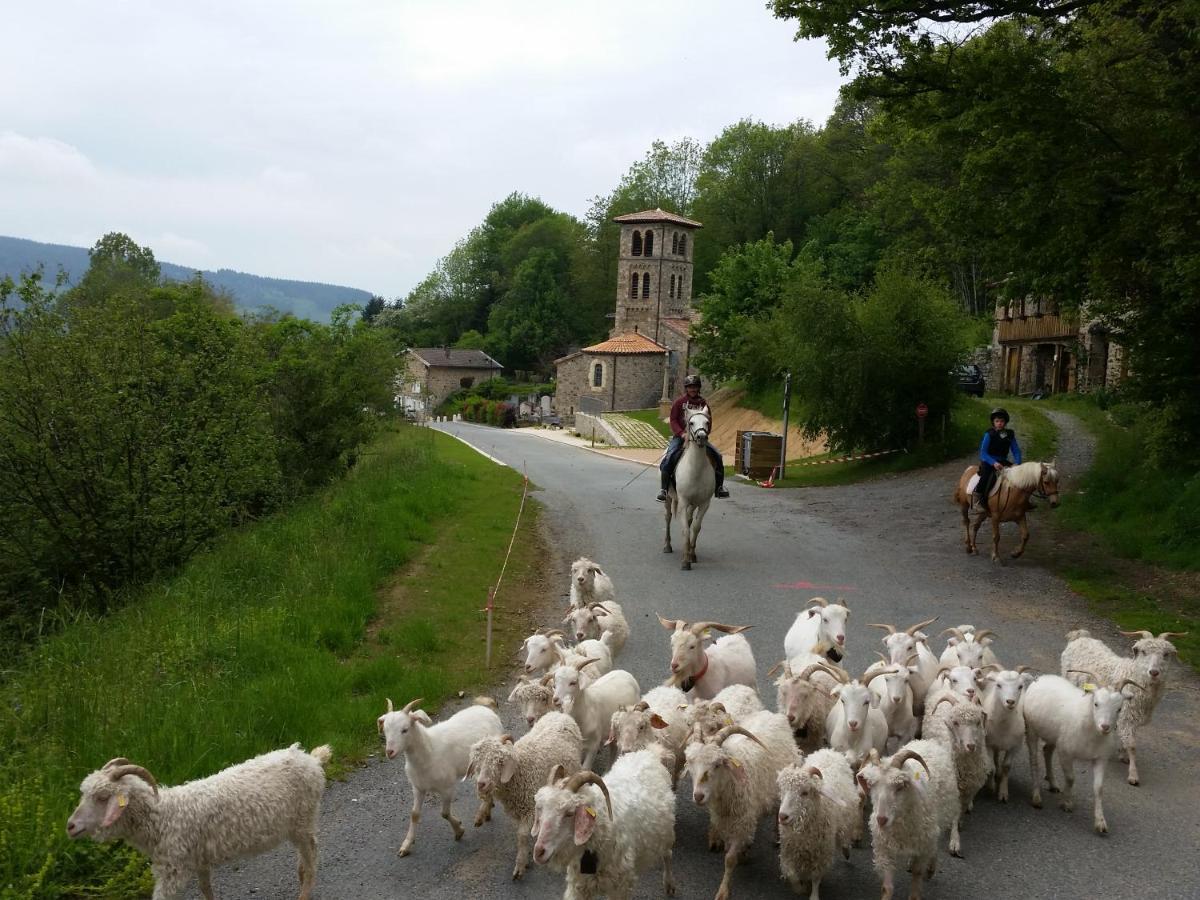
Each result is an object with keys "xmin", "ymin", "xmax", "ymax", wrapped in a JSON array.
[
  {"xmin": 593, "ymin": 363, "xmax": 603, "ymax": 387},
  {"xmin": 672, "ymin": 232, "xmax": 679, "ymax": 255},
  {"xmin": 678, "ymin": 233, "xmax": 687, "ymax": 256},
  {"xmin": 642, "ymin": 272, "xmax": 650, "ymax": 298},
  {"xmin": 669, "ymin": 274, "xmax": 676, "ymax": 299},
  {"xmin": 631, "ymin": 230, "xmax": 643, "ymax": 256},
  {"xmin": 644, "ymin": 230, "xmax": 654, "ymax": 257},
  {"xmin": 630, "ymin": 272, "xmax": 638, "ymax": 299}
]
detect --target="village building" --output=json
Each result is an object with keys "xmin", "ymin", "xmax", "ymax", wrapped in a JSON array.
[
  {"xmin": 554, "ymin": 208, "xmax": 702, "ymax": 421},
  {"xmin": 398, "ymin": 347, "xmax": 503, "ymax": 416},
  {"xmin": 989, "ymin": 296, "xmax": 1126, "ymax": 395}
]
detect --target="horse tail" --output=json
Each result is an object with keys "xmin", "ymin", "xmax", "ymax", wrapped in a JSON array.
[{"xmin": 1066, "ymin": 629, "xmax": 1091, "ymax": 642}]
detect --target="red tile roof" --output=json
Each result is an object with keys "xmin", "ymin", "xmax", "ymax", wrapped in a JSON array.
[
  {"xmin": 612, "ymin": 208, "xmax": 703, "ymax": 228},
  {"xmin": 582, "ymin": 332, "xmax": 668, "ymax": 355},
  {"xmin": 409, "ymin": 348, "xmax": 503, "ymax": 369},
  {"xmin": 661, "ymin": 317, "xmax": 694, "ymax": 336}
]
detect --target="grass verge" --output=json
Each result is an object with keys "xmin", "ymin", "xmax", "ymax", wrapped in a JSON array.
[
  {"xmin": 739, "ymin": 395, "xmax": 1058, "ymax": 488},
  {"xmin": 621, "ymin": 408, "xmax": 673, "ymax": 440},
  {"xmin": 0, "ymin": 425, "xmax": 545, "ymax": 898}
]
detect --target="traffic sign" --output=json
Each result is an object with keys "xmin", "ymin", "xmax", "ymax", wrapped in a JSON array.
[{"xmin": 916, "ymin": 402, "xmax": 929, "ymax": 419}]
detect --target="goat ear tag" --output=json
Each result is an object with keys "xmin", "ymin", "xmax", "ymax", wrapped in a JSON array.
[
  {"xmin": 1082, "ymin": 683, "xmax": 1097, "ymax": 693},
  {"xmin": 585, "ymin": 806, "xmax": 597, "ymax": 818},
  {"xmin": 730, "ymin": 758, "xmax": 743, "ymax": 768},
  {"xmin": 703, "ymin": 629, "xmax": 712, "ymax": 639},
  {"xmin": 117, "ymin": 793, "xmax": 128, "ymax": 808}
]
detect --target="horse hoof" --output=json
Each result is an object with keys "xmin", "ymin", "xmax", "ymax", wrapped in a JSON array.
[
  {"xmin": 663, "ymin": 547, "xmax": 673, "ymax": 554},
  {"xmin": 682, "ymin": 562, "xmax": 691, "ymax": 571}
]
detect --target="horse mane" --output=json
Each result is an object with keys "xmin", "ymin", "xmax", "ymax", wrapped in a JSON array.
[{"xmin": 1000, "ymin": 461, "xmax": 1054, "ymax": 491}]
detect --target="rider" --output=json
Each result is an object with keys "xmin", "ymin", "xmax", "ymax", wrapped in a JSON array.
[
  {"xmin": 973, "ymin": 407, "xmax": 1023, "ymax": 510},
  {"xmin": 657, "ymin": 375, "xmax": 729, "ymax": 502}
]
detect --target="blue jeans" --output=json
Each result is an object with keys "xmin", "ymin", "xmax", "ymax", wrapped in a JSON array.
[{"xmin": 660, "ymin": 436, "xmax": 725, "ymax": 488}]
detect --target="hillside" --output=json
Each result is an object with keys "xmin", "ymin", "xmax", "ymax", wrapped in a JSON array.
[{"xmin": 0, "ymin": 235, "xmax": 374, "ymax": 320}]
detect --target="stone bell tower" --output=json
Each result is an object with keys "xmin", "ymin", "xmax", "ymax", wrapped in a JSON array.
[{"xmin": 611, "ymin": 208, "xmax": 702, "ymax": 345}]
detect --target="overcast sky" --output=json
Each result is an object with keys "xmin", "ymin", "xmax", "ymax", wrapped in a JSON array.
[{"xmin": 1, "ymin": 1, "xmax": 843, "ymax": 298}]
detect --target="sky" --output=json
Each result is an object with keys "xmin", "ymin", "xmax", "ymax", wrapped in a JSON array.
[{"xmin": 1, "ymin": 1, "xmax": 844, "ymax": 298}]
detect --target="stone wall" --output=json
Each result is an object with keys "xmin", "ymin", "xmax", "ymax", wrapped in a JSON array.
[
  {"xmin": 405, "ymin": 354, "xmax": 502, "ymax": 409},
  {"xmin": 554, "ymin": 352, "xmax": 665, "ymax": 420},
  {"xmin": 573, "ymin": 412, "xmax": 624, "ymax": 446},
  {"xmin": 614, "ymin": 222, "xmax": 696, "ymax": 337}
]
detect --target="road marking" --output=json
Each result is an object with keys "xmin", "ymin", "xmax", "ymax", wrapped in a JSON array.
[
  {"xmin": 430, "ymin": 425, "xmax": 508, "ymax": 467},
  {"xmin": 772, "ymin": 580, "xmax": 857, "ymax": 592}
]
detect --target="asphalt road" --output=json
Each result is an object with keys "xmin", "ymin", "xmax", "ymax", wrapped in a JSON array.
[{"xmin": 201, "ymin": 418, "xmax": 1200, "ymax": 900}]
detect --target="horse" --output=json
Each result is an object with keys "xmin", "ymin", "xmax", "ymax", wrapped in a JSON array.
[
  {"xmin": 663, "ymin": 406, "xmax": 716, "ymax": 570},
  {"xmin": 953, "ymin": 460, "xmax": 1061, "ymax": 562}
]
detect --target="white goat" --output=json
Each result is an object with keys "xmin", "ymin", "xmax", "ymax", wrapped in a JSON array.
[
  {"xmin": 868, "ymin": 617, "xmax": 940, "ymax": 715},
  {"xmin": 777, "ymin": 749, "xmax": 863, "ymax": 900},
  {"xmin": 508, "ymin": 675, "xmax": 556, "ymax": 729},
  {"xmin": 521, "ymin": 628, "xmax": 614, "ymax": 681},
  {"xmin": 531, "ymin": 751, "xmax": 677, "ymax": 899},
  {"xmin": 1061, "ymin": 628, "xmax": 1186, "ymax": 785},
  {"xmin": 568, "ymin": 556, "xmax": 616, "ymax": 610},
  {"xmin": 466, "ymin": 712, "xmax": 583, "ymax": 880},
  {"xmin": 607, "ymin": 686, "xmax": 690, "ymax": 787},
  {"xmin": 67, "ymin": 745, "xmax": 331, "ymax": 900},
  {"xmin": 683, "ymin": 712, "xmax": 796, "ymax": 900},
  {"xmin": 1024, "ymin": 672, "xmax": 1138, "ymax": 834},
  {"xmin": 658, "ymin": 615, "xmax": 756, "ymax": 700},
  {"xmin": 865, "ymin": 653, "xmax": 919, "ymax": 750},
  {"xmin": 686, "ymin": 684, "xmax": 765, "ymax": 744},
  {"xmin": 981, "ymin": 667, "xmax": 1035, "ymax": 801},
  {"xmin": 822, "ymin": 665, "xmax": 891, "ymax": 768},
  {"xmin": 377, "ymin": 697, "xmax": 502, "ymax": 856},
  {"xmin": 564, "ymin": 600, "xmax": 630, "ymax": 657},
  {"xmin": 553, "ymin": 660, "xmax": 641, "ymax": 770},
  {"xmin": 772, "ymin": 660, "xmax": 839, "ymax": 751},
  {"xmin": 921, "ymin": 693, "xmax": 991, "ymax": 857},
  {"xmin": 784, "ymin": 597, "xmax": 850, "ymax": 665},
  {"xmin": 939, "ymin": 626, "xmax": 1000, "ymax": 670},
  {"xmin": 855, "ymin": 743, "xmax": 959, "ymax": 900},
  {"xmin": 925, "ymin": 663, "xmax": 995, "ymax": 706}
]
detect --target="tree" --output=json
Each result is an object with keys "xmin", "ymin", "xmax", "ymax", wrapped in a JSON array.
[
  {"xmin": 361, "ymin": 295, "xmax": 386, "ymax": 323},
  {"xmin": 485, "ymin": 249, "xmax": 574, "ymax": 373}
]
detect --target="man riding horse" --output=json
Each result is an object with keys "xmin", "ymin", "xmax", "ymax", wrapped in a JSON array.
[{"xmin": 657, "ymin": 375, "xmax": 729, "ymax": 502}]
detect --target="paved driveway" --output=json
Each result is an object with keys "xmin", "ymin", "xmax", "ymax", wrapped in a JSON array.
[{"xmin": 203, "ymin": 419, "xmax": 1200, "ymax": 900}]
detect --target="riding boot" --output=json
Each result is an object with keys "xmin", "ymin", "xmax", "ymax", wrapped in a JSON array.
[
  {"xmin": 713, "ymin": 463, "xmax": 729, "ymax": 498},
  {"xmin": 656, "ymin": 469, "xmax": 670, "ymax": 502}
]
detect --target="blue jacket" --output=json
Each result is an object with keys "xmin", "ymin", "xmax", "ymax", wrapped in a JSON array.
[{"xmin": 980, "ymin": 429, "xmax": 1022, "ymax": 466}]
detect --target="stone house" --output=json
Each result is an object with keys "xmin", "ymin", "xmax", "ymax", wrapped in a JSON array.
[
  {"xmin": 399, "ymin": 347, "xmax": 504, "ymax": 414},
  {"xmin": 554, "ymin": 208, "xmax": 702, "ymax": 421},
  {"xmin": 990, "ymin": 296, "xmax": 1126, "ymax": 395}
]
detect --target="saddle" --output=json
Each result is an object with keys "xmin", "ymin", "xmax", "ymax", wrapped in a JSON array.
[{"xmin": 967, "ymin": 472, "xmax": 1004, "ymax": 499}]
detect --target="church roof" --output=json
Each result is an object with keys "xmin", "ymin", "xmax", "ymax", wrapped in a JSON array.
[
  {"xmin": 409, "ymin": 348, "xmax": 503, "ymax": 369},
  {"xmin": 612, "ymin": 208, "xmax": 703, "ymax": 228},
  {"xmin": 661, "ymin": 317, "xmax": 694, "ymax": 337},
  {"xmin": 582, "ymin": 331, "xmax": 668, "ymax": 355}
]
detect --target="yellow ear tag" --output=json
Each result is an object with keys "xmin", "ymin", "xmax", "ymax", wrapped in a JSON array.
[
  {"xmin": 730, "ymin": 759, "xmax": 743, "ymax": 768},
  {"xmin": 703, "ymin": 630, "xmax": 712, "ymax": 639},
  {"xmin": 117, "ymin": 794, "xmax": 128, "ymax": 808},
  {"xmin": 725, "ymin": 717, "xmax": 734, "ymax": 725},
  {"xmin": 585, "ymin": 806, "xmax": 597, "ymax": 818},
  {"xmin": 1082, "ymin": 683, "xmax": 1097, "ymax": 693},
  {"xmin": 911, "ymin": 769, "xmax": 927, "ymax": 784}
]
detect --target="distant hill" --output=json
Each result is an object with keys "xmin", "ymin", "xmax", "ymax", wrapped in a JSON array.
[{"xmin": 0, "ymin": 235, "xmax": 375, "ymax": 321}]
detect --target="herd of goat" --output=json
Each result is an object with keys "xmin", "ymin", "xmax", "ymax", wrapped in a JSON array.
[{"xmin": 67, "ymin": 556, "xmax": 1186, "ymax": 900}]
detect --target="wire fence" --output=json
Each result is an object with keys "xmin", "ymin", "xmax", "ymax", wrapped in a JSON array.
[{"xmin": 483, "ymin": 464, "xmax": 530, "ymax": 667}]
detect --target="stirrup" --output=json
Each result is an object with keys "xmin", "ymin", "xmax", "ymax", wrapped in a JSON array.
[
  {"xmin": 656, "ymin": 489, "xmax": 668, "ymax": 502},
  {"xmin": 714, "ymin": 487, "xmax": 729, "ymax": 498}
]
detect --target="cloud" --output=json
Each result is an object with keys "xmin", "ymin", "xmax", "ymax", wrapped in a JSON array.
[{"xmin": 0, "ymin": 132, "xmax": 96, "ymax": 182}]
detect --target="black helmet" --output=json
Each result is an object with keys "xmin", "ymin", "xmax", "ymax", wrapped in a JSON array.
[
  {"xmin": 684, "ymin": 375, "xmax": 702, "ymax": 389},
  {"xmin": 989, "ymin": 407, "xmax": 1010, "ymax": 425}
]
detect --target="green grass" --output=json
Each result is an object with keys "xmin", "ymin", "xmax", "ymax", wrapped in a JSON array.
[
  {"xmin": 0, "ymin": 425, "xmax": 538, "ymax": 898},
  {"xmin": 621, "ymin": 408, "xmax": 673, "ymax": 440},
  {"xmin": 740, "ymin": 395, "xmax": 1059, "ymax": 488}
]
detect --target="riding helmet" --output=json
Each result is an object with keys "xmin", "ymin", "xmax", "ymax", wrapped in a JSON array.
[
  {"xmin": 684, "ymin": 375, "xmax": 702, "ymax": 389},
  {"xmin": 989, "ymin": 407, "xmax": 1010, "ymax": 425}
]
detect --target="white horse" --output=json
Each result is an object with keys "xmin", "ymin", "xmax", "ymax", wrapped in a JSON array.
[{"xmin": 663, "ymin": 406, "xmax": 716, "ymax": 570}]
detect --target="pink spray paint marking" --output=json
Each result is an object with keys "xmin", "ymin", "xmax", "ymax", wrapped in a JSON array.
[{"xmin": 772, "ymin": 580, "xmax": 857, "ymax": 592}]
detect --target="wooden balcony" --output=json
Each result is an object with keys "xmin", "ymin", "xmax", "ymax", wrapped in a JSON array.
[{"xmin": 997, "ymin": 313, "xmax": 1077, "ymax": 343}]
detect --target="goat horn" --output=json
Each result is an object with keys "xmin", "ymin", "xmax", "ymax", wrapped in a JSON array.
[
  {"xmin": 972, "ymin": 629, "xmax": 996, "ymax": 642},
  {"xmin": 889, "ymin": 748, "xmax": 931, "ymax": 779},
  {"xmin": 588, "ymin": 602, "xmax": 611, "ymax": 613},
  {"xmin": 402, "ymin": 698, "xmax": 423, "ymax": 713},
  {"xmin": 574, "ymin": 657, "xmax": 599, "ymax": 671},
  {"xmin": 714, "ymin": 724, "xmax": 766, "ymax": 749},
  {"xmin": 905, "ymin": 616, "xmax": 939, "ymax": 636},
  {"xmin": 1158, "ymin": 631, "xmax": 1189, "ymax": 640},
  {"xmin": 1116, "ymin": 679, "xmax": 1146, "ymax": 694},
  {"xmin": 1119, "ymin": 630, "xmax": 1154, "ymax": 640},
  {"xmin": 1067, "ymin": 669, "xmax": 1100, "ymax": 682},
  {"xmin": 863, "ymin": 667, "xmax": 897, "ymax": 689},
  {"xmin": 108, "ymin": 764, "xmax": 159, "ymax": 797},
  {"xmin": 709, "ymin": 702, "xmax": 727, "ymax": 714},
  {"xmin": 102, "ymin": 758, "xmax": 133, "ymax": 770},
  {"xmin": 634, "ymin": 701, "xmax": 650, "ymax": 712},
  {"xmin": 977, "ymin": 664, "xmax": 1001, "ymax": 674},
  {"xmin": 386, "ymin": 698, "xmax": 395, "ymax": 713},
  {"xmin": 547, "ymin": 763, "xmax": 568, "ymax": 786},
  {"xmin": 817, "ymin": 662, "xmax": 851, "ymax": 684},
  {"xmin": 540, "ymin": 673, "xmax": 554, "ymax": 686},
  {"xmin": 808, "ymin": 597, "xmax": 829, "ymax": 608},
  {"xmin": 804, "ymin": 765, "xmax": 824, "ymax": 779},
  {"xmin": 657, "ymin": 613, "xmax": 684, "ymax": 631},
  {"xmin": 836, "ymin": 596, "xmax": 849, "ymax": 609},
  {"xmin": 869, "ymin": 623, "xmax": 897, "ymax": 634},
  {"xmin": 690, "ymin": 621, "xmax": 753, "ymax": 636},
  {"xmin": 794, "ymin": 663, "xmax": 827, "ymax": 681},
  {"xmin": 767, "ymin": 660, "xmax": 786, "ymax": 679},
  {"xmin": 564, "ymin": 771, "xmax": 613, "ymax": 819},
  {"xmin": 874, "ymin": 651, "xmax": 890, "ymax": 664},
  {"xmin": 544, "ymin": 629, "xmax": 566, "ymax": 639},
  {"xmin": 939, "ymin": 627, "xmax": 966, "ymax": 641},
  {"xmin": 1016, "ymin": 665, "xmax": 1035, "ymax": 674},
  {"xmin": 500, "ymin": 734, "xmax": 514, "ymax": 744}
]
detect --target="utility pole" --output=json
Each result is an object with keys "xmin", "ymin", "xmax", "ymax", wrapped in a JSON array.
[{"xmin": 780, "ymin": 371, "xmax": 792, "ymax": 479}]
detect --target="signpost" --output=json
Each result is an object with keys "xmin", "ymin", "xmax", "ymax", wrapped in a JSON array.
[
  {"xmin": 916, "ymin": 402, "xmax": 929, "ymax": 445},
  {"xmin": 779, "ymin": 372, "xmax": 792, "ymax": 479}
]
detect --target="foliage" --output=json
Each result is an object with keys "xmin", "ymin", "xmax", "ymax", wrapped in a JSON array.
[{"xmin": 0, "ymin": 427, "xmax": 537, "ymax": 897}]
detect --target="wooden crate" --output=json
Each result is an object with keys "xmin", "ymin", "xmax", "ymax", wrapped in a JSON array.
[{"xmin": 734, "ymin": 430, "xmax": 783, "ymax": 478}]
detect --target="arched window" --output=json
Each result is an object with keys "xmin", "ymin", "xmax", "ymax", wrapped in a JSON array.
[
  {"xmin": 631, "ymin": 230, "xmax": 643, "ymax": 256},
  {"xmin": 629, "ymin": 272, "xmax": 638, "ymax": 299},
  {"xmin": 642, "ymin": 272, "xmax": 650, "ymax": 299},
  {"xmin": 676, "ymin": 272, "xmax": 685, "ymax": 298},
  {"xmin": 644, "ymin": 230, "xmax": 654, "ymax": 257},
  {"xmin": 669, "ymin": 274, "xmax": 676, "ymax": 299},
  {"xmin": 678, "ymin": 233, "xmax": 687, "ymax": 256},
  {"xmin": 593, "ymin": 363, "xmax": 603, "ymax": 387},
  {"xmin": 672, "ymin": 232, "xmax": 679, "ymax": 255}
]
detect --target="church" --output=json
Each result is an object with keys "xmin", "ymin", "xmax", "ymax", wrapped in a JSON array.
[{"xmin": 554, "ymin": 208, "xmax": 702, "ymax": 422}]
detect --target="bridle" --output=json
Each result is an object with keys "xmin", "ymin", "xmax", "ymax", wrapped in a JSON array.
[
  {"xmin": 686, "ymin": 410, "xmax": 710, "ymax": 445},
  {"xmin": 1034, "ymin": 464, "xmax": 1059, "ymax": 502}
]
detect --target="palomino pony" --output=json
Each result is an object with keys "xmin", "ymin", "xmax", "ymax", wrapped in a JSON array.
[
  {"xmin": 663, "ymin": 406, "xmax": 715, "ymax": 570},
  {"xmin": 954, "ymin": 461, "xmax": 1061, "ymax": 562}
]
